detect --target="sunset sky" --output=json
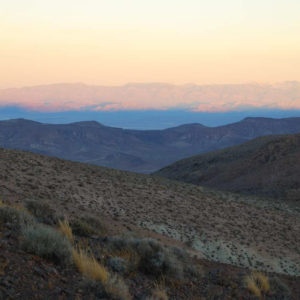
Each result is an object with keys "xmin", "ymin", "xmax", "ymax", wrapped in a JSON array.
[{"xmin": 1, "ymin": 0, "xmax": 300, "ymax": 89}]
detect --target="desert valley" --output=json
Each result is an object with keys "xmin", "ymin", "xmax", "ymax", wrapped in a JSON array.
[
  {"xmin": 0, "ymin": 118, "xmax": 299, "ymax": 299},
  {"xmin": 1, "ymin": 0, "xmax": 300, "ymax": 298}
]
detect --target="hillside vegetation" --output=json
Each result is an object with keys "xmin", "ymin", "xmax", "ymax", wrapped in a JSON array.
[
  {"xmin": 1, "ymin": 147, "xmax": 299, "ymax": 277},
  {"xmin": 1, "ymin": 149, "xmax": 300, "ymax": 298},
  {"xmin": 155, "ymin": 133, "xmax": 300, "ymax": 203}
]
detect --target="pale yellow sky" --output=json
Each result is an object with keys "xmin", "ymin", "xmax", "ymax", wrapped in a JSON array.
[{"xmin": 0, "ymin": 0, "xmax": 300, "ymax": 88}]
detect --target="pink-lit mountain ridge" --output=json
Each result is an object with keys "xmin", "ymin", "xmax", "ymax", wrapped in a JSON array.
[{"xmin": 0, "ymin": 82, "xmax": 300, "ymax": 112}]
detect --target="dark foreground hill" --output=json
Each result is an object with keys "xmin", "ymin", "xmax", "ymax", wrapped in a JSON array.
[
  {"xmin": 0, "ymin": 147, "xmax": 299, "ymax": 299},
  {"xmin": 1, "ymin": 117, "xmax": 300, "ymax": 173},
  {"xmin": 155, "ymin": 133, "xmax": 300, "ymax": 202}
]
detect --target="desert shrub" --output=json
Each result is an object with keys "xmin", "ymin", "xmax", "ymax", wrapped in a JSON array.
[
  {"xmin": 107, "ymin": 257, "xmax": 127, "ymax": 274},
  {"xmin": 85, "ymin": 215, "xmax": 107, "ymax": 234},
  {"xmin": 170, "ymin": 246, "xmax": 189, "ymax": 262},
  {"xmin": 0, "ymin": 206, "xmax": 35, "ymax": 232},
  {"xmin": 109, "ymin": 249, "xmax": 140, "ymax": 274},
  {"xmin": 70, "ymin": 219, "xmax": 95, "ymax": 237},
  {"xmin": 70, "ymin": 215, "xmax": 107, "ymax": 237},
  {"xmin": 108, "ymin": 236, "xmax": 133, "ymax": 250},
  {"xmin": 58, "ymin": 219, "xmax": 74, "ymax": 243},
  {"xmin": 24, "ymin": 199, "xmax": 59, "ymax": 225},
  {"xmin": 105, "ymin": 274, "xmax": 132, "ymax": 300},
  {"xmin": 184, "ymin": 264, "xmax": 203, "ymax": 278},
  {"xmin": 72, "ymin": 247, "xmax": 108, "ymax": 282},
  {"xmin": 135, "ymin": 239, "xmax": 183, "ymax": 279},
  {"xmin": 107, "ymin": 237, "xmax": 184, "ymax": 279},
  {"xmin": 269, "ymin": 277, "xmax": 291, "ymax": 299},
  {"xmin": 21, "ymin": 224, "xmax": 72, "ymax": 265}
]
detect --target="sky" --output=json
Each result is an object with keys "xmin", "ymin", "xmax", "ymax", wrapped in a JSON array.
[{"xmin": 1, "ymin": 0, "xmax": 300, "ymax": 90}]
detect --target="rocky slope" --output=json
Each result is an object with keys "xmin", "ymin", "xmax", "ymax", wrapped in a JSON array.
[
  {"xmin": 155, "ymin": 133, "xmax": 300, "ymax": 203},
  {"xmin": 0, "ymin": 147, "xmax": 299, "ymax": 278},
  {"xmin": 1, "ymin": 204, "xmax": 299, "ymax": 300},
  {"xmin": 1, "ymin": 117, "xmax": 300, "ymax": 173}
]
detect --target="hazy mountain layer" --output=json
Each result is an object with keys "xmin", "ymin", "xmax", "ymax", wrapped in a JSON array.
[{"xmin": 1, "ymin": 117, "xmax": 300, "ymax": 172}]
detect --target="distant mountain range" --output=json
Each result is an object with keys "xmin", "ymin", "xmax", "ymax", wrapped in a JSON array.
[
  {"xmin": 0, "ymin": 82, "xmax": 300, "ymax": 111},
  {"xmin": 155, "ymin": 133, "xmax": 300, "ymax": 202},
  {"xmin": 1, "ymin": 117, "xmax": 300, "ymax": 173}
]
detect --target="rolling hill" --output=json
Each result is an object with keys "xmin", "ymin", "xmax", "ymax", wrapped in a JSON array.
[
  {"xmin": 155, "ymin": 133, "xmax": 300, "ymax": 202},
  {"xmin": 0, "ymin": 147, "xmax": 299, "ymax": 277},
  {"xmin": 0, "ymin": 147, "xmax": 300, "ymax": 298},
  {"xmin": 1, "ymin": 117, "xmax": 300, "ymax": 173}
]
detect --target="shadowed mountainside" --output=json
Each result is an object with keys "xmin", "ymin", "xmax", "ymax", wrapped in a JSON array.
[
  {"xmin": 155, "ymin": 133, "xmax": 300, "ymax": 202},
  {"xmin": 1, "ymin": 117, "xmax": 300, "ymax": 173}
]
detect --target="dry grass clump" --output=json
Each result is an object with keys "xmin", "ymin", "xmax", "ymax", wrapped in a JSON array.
[
  {"xmin": 63, "ymin": 218, "xmax": 131, "ymax": 299},
  {"xmin": 255, "ymin": 272, "xmax": 270, "ymax": 293},
  {"xmin": 148, "ymin": 282, "xmax": 168, "ymax": 300},
  {"xmin": 72, "ymin": 247, "xmax": 108, "ymax": 283},
  {"xmin": 73, "ymin": 247, "xmax": 132, "ymax": 300},
  {"xmin": 245, "ymin": 276, "xmax": 262, "ymax": 298},
  {"xmin": 58, "ymin": 219, "xmax": 74, "ymax": 243},
  {"xmin": 245, "ymin": 272, "xmax": 270, "ymax": 298}
]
